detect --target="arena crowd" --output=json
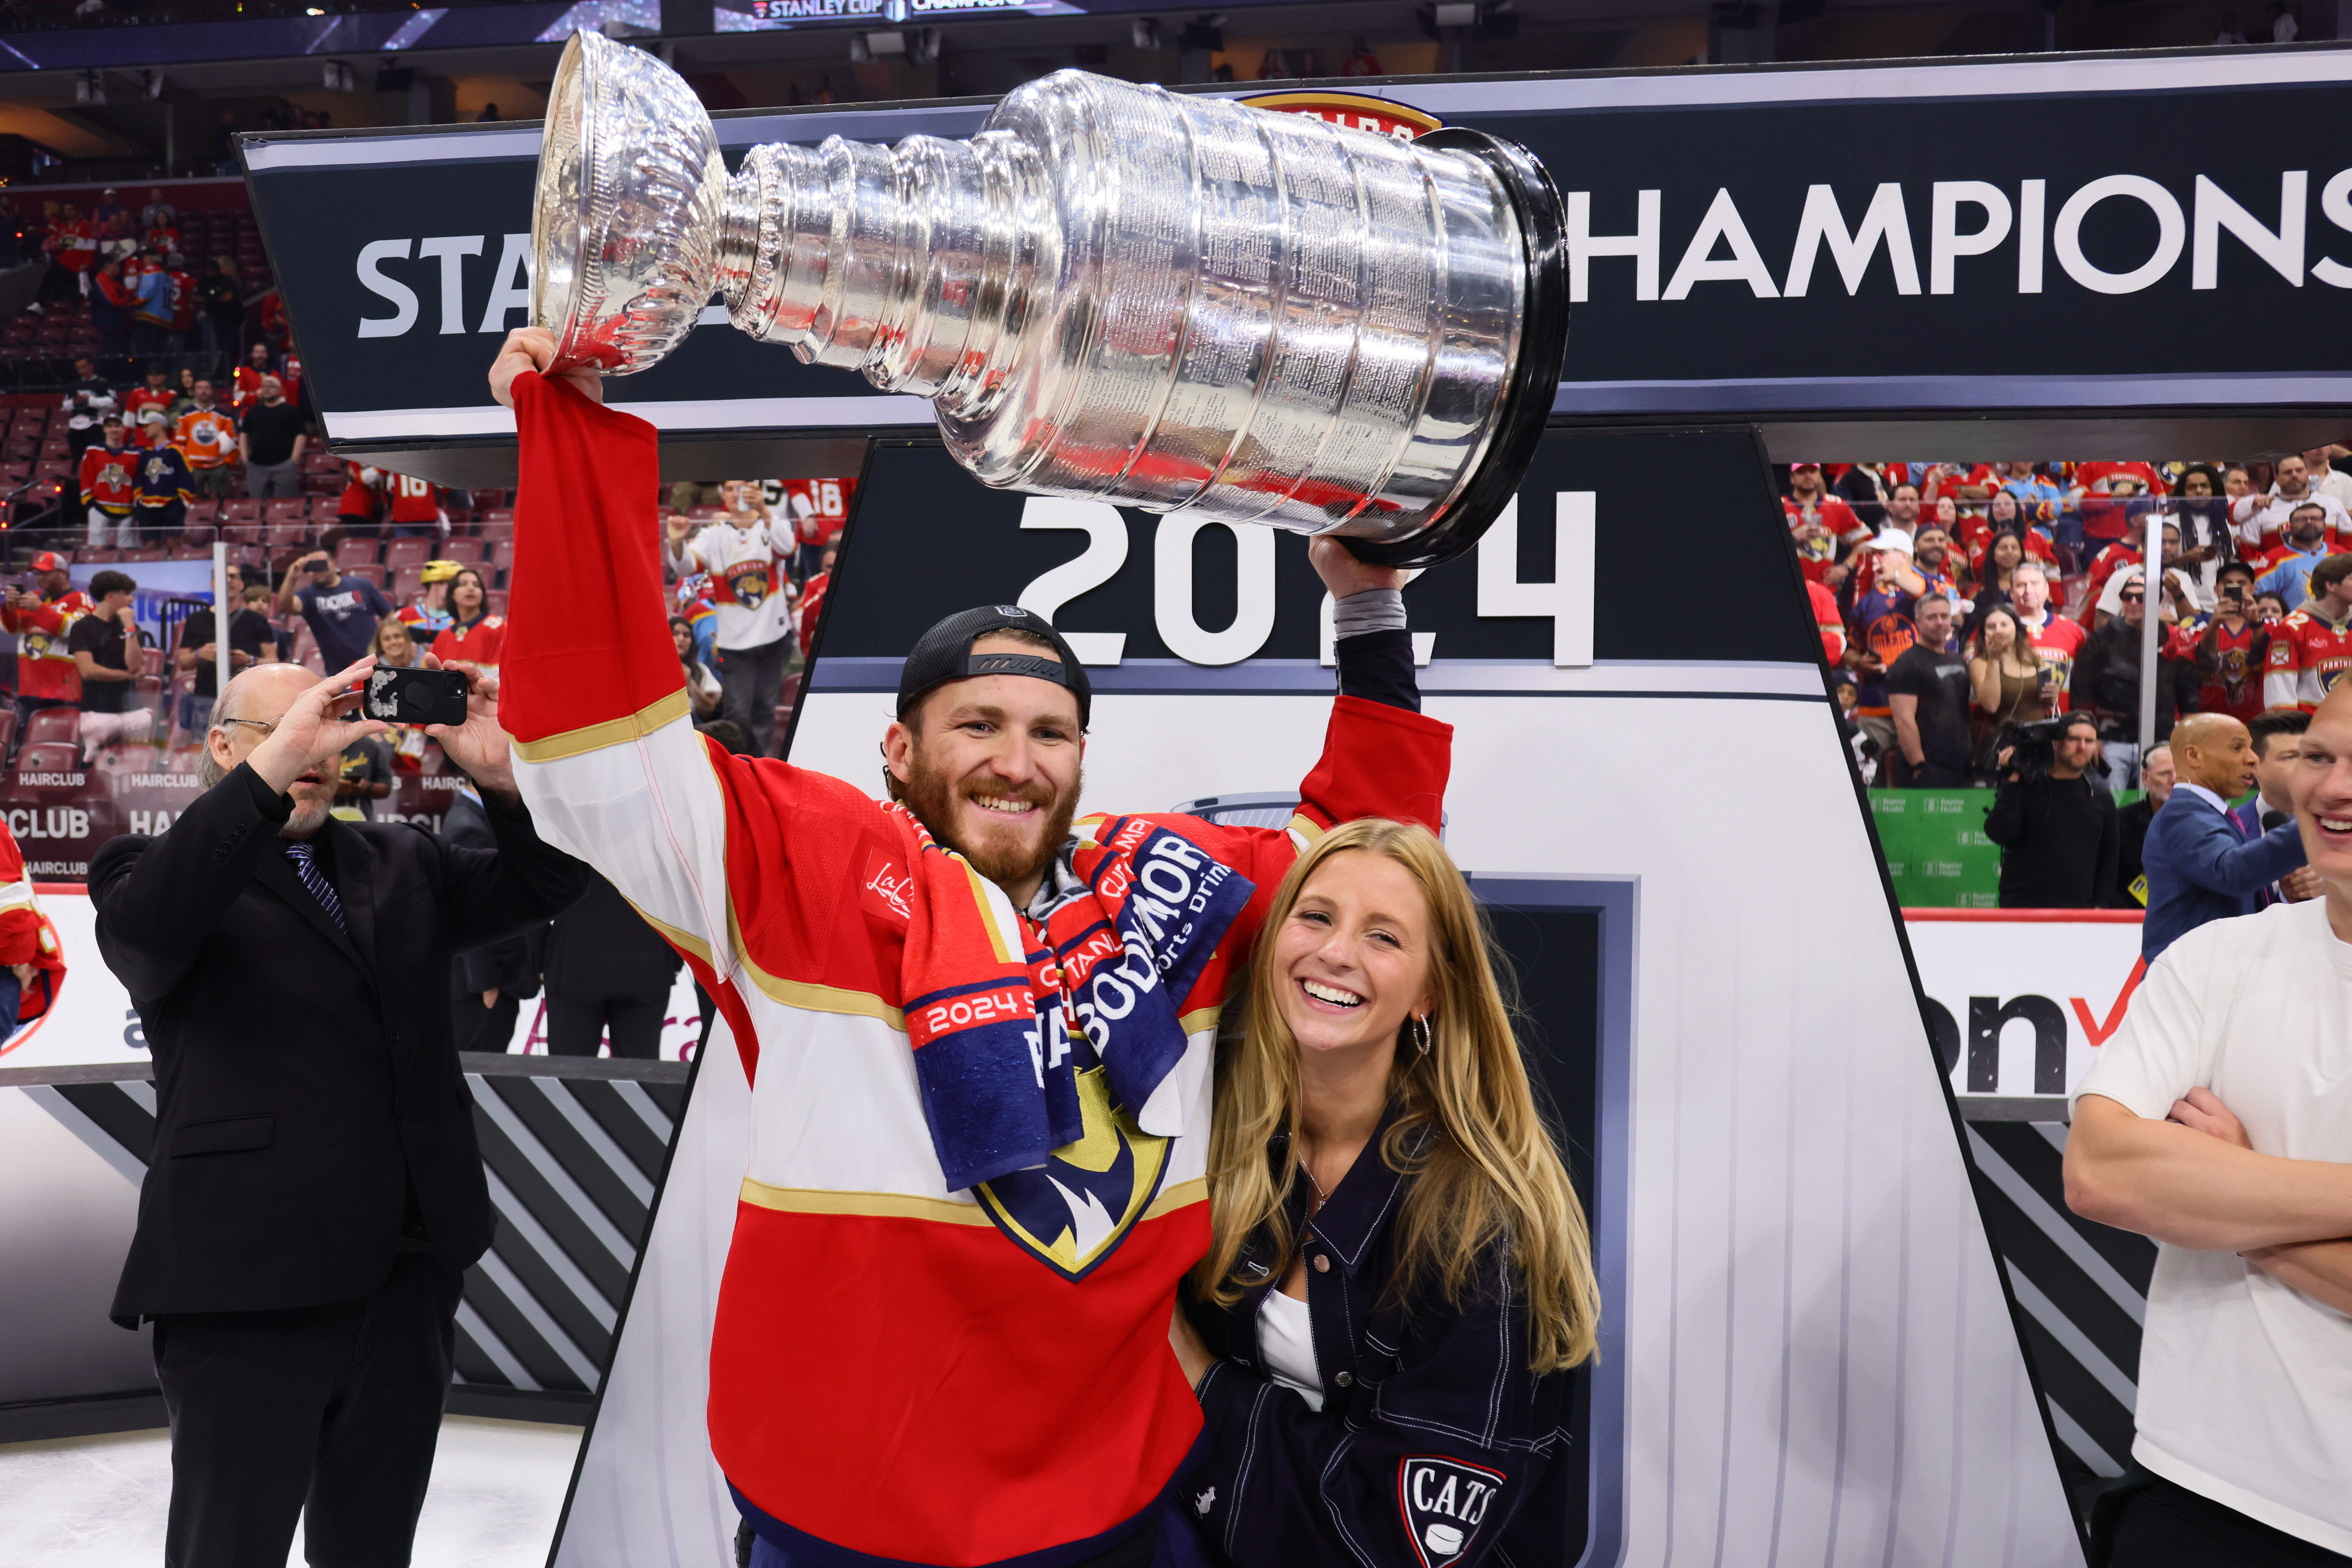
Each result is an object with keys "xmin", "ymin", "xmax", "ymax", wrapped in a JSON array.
[{"xmin": 1798, "ymin": 454, "xmax": 2348, "ymax": 908}]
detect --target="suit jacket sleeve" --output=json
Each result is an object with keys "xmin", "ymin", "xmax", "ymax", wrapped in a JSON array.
[
  {"xmin": 431, "ymin": 790, "xmax": 588, "ymax": 953},
  {"xmin": 91, "ymin": 762, "xmax": 292, "ymax": 1001},
  {"xmin": 2166, "ymin": 810, "xmax": 2307, "ymax": 897}
]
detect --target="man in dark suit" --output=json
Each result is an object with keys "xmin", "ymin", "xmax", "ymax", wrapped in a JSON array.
[
  {"xmin": 2140, "ymin": 711, "xmax": 2307, "ymax": 959},
  {"xmin": 92, "ymin": 654, "xmax": 585, "ymax": 1568}
]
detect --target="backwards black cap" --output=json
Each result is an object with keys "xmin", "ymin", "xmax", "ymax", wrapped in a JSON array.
[{"xmin": 897, "ymin": 605, "xmax": 1091, "ymax": 728}]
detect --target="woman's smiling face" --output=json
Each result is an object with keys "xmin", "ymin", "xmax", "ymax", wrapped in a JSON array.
[{"xmin": 1271, "ymin": 850, "xmax": 1436, "ymax": 1059}]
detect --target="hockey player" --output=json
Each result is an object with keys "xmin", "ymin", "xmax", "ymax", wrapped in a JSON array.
[
  {"xmin": 2264, "ymin": 553, "xmax": 2352, "ymax": 714},
  {"xmin": 486, "ymin": 325, "xmax": 1451, "ymax": 1568}
]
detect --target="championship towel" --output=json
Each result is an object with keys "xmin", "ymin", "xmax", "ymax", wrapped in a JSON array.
[{"xmin": 894, "ymin": 806, "xmax": 1253, "ymax": 1193}]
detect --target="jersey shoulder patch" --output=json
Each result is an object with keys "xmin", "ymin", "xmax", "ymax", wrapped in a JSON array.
[{"xmin": 1397, "ymin": 1456, "xmax": 1508, "ymax": 1568}]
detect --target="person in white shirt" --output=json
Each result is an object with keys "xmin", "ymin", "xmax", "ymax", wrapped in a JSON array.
[
  {"xmin": 2232, "ymin": 453, "xmax": 2352, "ymax": 556},
  {"xmin": 662, "ymin": 479, "xmax": 797, "ymax": 757},
  {"xmin": 2064, "ymin": 679, "xmax": 2352, "ymax": 1566},
  {"xmin": 2304, "ymin": 446, "xmax": 2352, "ymax": 513}
]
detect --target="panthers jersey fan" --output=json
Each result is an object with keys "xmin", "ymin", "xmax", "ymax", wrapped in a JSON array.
[
  {"xmin": 668, "ymin": 490, "xmax": 795, "ymax": 655},
  {"xmin": 384, "ymin": 471, "xmax": 447, "ymax": 534},
  {"xmin": 337, "ymin": 463, "xmax": 383, "ymax": 530},
  {"xmin": 0, "ymin": 815, "xmax": 66, "ymax": 1034},
  {"xmin": 1, "ymin": 553, "xmax": 93, "ymax": 712},
  {"xmin": 492, "ymin": 338, "xmax": 1455, "ymax": 1568},
  {"xmin": 78, "ymin": 417, "xmax": 139, "ymax": 548},
  {"xmin": 429, "ymin": 568, "xmax": 502, "ymax": 672},
  {"xmin": 2263, "ymin": 555, "xmax": 2352, "ymax": 713}
]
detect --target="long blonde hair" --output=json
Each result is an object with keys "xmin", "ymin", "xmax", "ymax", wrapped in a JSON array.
[{"xmin": 1192, "ymin": 818, "xmax": 1600, "ymax": 1373}]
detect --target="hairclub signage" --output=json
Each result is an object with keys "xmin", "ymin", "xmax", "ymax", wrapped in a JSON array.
[{"xmin": 241, "ymin": 45, "xmax": 2352, "ymax": 486}]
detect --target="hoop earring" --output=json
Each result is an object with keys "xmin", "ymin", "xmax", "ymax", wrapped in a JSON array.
[{"xmin": 1410, "ymin": 1014, "xmax": 1432, "ymax": 1057}]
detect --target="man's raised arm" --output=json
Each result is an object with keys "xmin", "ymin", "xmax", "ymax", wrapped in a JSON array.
[
  {"xmin": 1290, "ymin": 542, "xmax": 1451, "ymax": 839},
  {"xmin": 490, "ymin": 329, "xmax": 751, "ymax": 1018}
]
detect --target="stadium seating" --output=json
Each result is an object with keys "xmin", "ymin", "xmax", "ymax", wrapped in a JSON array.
[
  {"xmin": 23, "ymin": 709, "xmax": 79, "ymax": 748},
  {"xmin": 16, "ymin": 743, "xmax": 81, "ymax": 776}
]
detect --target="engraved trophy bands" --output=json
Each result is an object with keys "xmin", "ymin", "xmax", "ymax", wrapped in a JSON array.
[{"xmin": 532, "ymin": 29, "xmax": 1567, "ymax": 565}]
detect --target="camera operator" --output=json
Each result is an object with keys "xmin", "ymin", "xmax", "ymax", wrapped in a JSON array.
[{"xmin": 1983, "ymin": 711, "xmax": 2120, "ymax": 908}]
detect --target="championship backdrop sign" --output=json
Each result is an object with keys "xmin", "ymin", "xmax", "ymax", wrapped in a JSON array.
[
  {"xmin": 546, "ymin": 427, "xmax": 2080, "ymax": 1568},
  {"xmin": 242, "ymin": 46, "xmax": 2352, "ymax": 484}
]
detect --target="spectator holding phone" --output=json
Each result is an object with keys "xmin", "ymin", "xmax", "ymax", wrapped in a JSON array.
[
  {"xmin": 368, "ymin": 618, "xmax": 433, "ymax": 772},
  {"xmin": 278, "ymin": 550, "xmax": 392, "ymax": 673},
  {"xmin": 663, "ymin": 480, "xmax": 797, "ymax": 758},
  {"xmin": 2194, "ymin": 562, "xmax": 2271, "ymax": 723}
]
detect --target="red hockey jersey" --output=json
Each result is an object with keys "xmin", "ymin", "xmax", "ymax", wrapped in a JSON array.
[
  {"xmin": 2264, "ymin": 603, "xmax": 2352, "ymax": 712},
  {"xmin": 78, "ymin": 442, "xmax": 139, "ymax": 516},
  {"xmin": 3, "ymin": 590, "xmax": 94, "ymax": 703},
  {"xmin": 499, "ymin": 373, "xmax": 1452, "ymax": 1568}
]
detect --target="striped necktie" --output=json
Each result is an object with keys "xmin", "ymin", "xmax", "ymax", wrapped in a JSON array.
[{"xmin": 283, "ymin": 840, "xmax": 347, "ymax": 934}]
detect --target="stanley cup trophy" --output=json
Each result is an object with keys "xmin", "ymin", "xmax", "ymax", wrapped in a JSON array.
[{"xmin": 531, "ymin": 29, "xmax": 1567, "ymax": 565}]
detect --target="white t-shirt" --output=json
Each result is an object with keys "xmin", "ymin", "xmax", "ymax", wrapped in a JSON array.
[
  {"xmin": 2070, "ymin": 898, "xmax": 2352, "ymax": 1554},
  {"xmin": 678, "ymin": 519, "xmax": 794, "ymax": 651},
  {"xmin": 1256, "ymin": 1288, "xmax": 1323, "ymax": 1411},
  {"xmin": 2232, "ymin": 489, "xmax": 2352, "ymax": 552}
]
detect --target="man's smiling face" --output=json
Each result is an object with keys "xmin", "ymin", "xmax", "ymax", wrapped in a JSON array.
[{"xmin": 886, "ymin": 634, "xmax": 1085, "ymax": 898}]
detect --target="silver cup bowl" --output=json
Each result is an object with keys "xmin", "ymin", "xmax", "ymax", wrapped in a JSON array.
[{"xmin": 533, "ymin": 30, "xmax": 1567, "ymax": 565}]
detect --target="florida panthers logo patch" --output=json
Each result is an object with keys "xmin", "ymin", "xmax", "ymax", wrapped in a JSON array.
[
  {"xmin": 972, "ymin": 1064, "xmax": 1169, "ymax": 1280},
  {"xmin": 726, "ymin": 564, "xmax": 771, "ymax": 610},
  {"xmin": 1397, "ymin": 1456, "xmax": 1506, "ymax": 1568}
]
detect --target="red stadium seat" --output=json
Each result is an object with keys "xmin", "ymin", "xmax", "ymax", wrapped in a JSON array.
[
  {"xmin": 16, "ymin": 742, "xmax": 80, "ymax": 775},
  {"xmin": 184, "ymin": 500, "xmax": 219, "ymax": 526},
  {"xmin": 342, "ymin": 564, "xmax": 386, "ymax": 589},
  {"xmin": 223, "ymin": 499, "xmax": 262, "ymax": 525},
  {"xmin": 334, "ymin": 537, "xmax": 378, "ymax": 567},
  {"xmin": 383, "ymin": 538, "xmax": 430, "ymax": 571},
  {"xmin": 0, "ymin": 710, "xmax": 17, "ymax": 756},
  {"xmin": 489, "ymin": 538, "xmax": 515, "ymax": 574},
  {"xmin": 123, "ymin": 547, "xmax": 168, "ymax": 563},
  {"xmin": 265, "ymin": 521, "xmax": 311, "ymax": 552},
  {"xmin": 24, "ymin": 708, "xmax": 78, "ymax": 747},
  {"xmin": 81, "ymin": 547, "xmax": 120, "ymax": 564},
  {"xmin": 391, "ymin": 565, "xmax": 426, "ymax": 603},
  {"xmin": 438, "ymin": 538, "xmax": 483, "ymax": 566},
  {"xmin": 485, "ymin": 589, "xmax": 508, "ymax": 617},
  {"xmin": 265, "ymin": 498, "xmax": 309, "ymax": 521}
]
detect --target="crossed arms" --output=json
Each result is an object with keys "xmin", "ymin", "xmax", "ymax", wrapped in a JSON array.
[{"xmin": 2066, "ymin": 1091, "xmax": 2352, "ymax": 1314}]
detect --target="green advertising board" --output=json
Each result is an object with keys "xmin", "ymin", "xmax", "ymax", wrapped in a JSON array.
[{"xmin": 1868, "ymin": 790, "xmax": 2001, "ymax": 908}]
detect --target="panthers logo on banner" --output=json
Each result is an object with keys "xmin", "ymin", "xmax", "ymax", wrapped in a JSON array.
[
  {"xmin": 726, "ymin": 563, "xmax": 771, "ymax": 610},
  {"xmin": 972, "ymin": 1063, "xmax": 1169, "ymax": 1281},
  {"xmin": 1396, "ymin": 1456, "xmax": 1507, "ymax": 1568}
]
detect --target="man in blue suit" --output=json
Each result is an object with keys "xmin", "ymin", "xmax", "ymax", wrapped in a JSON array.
[{"xmin": 2141, "ymin": 711, "xmax": 2309, "ymax": 958}]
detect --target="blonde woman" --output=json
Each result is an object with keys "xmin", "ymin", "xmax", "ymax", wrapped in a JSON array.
[{"xmin": 1168, "ymin": 817, "xmax": 1599, "ymax": 1567}]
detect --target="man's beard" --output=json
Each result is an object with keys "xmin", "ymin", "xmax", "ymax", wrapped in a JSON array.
[{"xmin": 901, "ymin": 751, "xmax": 1081, "ymax": 891}]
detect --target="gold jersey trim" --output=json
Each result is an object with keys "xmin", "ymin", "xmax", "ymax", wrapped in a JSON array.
[
  {"xmin": 739, "ymin": 1179, "xmax": 994, "ymax": 1226},
  {"xmin": 509, "ymin": 686, "xmax": 692, "ymax": 763}
]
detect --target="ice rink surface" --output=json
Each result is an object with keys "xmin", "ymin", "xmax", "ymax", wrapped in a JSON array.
[{"xmin": 0, "ymin": 1415, "xmax": 581, "ymax": 1566}]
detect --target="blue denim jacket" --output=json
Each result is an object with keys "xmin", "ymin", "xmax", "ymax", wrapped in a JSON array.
[{"xmin": 1174, "ymin": 1113, "xmax": 1574, "ymax": 1568}]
